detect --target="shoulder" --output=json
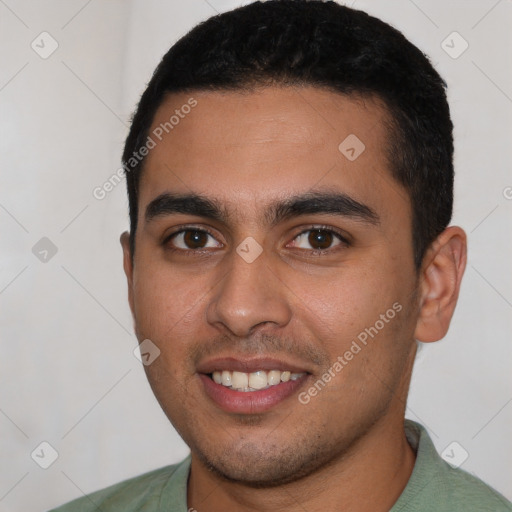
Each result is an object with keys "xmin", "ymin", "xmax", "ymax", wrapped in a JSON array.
[
  {"xmin": 49, "ymin": 457, "xmax": 190, "ymax": 512},
  {"xmin": 393, "ymin": 420, "xmax": 512, "ymax": 511},
  {"xmin": 437, "ymin": 464, "xmax": 512, "ymax": 510}
]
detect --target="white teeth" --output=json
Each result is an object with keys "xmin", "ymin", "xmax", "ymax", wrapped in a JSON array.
[
  {"xmin": 249, "ymin": 371, "xmax": 268, "ymax": 390},
  {"xmin": 221, "ymin": 370, "xmax": 232, "ymax": 386},
  {"xmin": 231, "ymin": 371, "xmax": 249, "ymax": 389},
  {"xmin": 267, "ymin": 370, "xmax": 281, "ymax": 385},
  {"xmin": 210, "ymin": 369, "xmax": 306, "ymax": 391}
]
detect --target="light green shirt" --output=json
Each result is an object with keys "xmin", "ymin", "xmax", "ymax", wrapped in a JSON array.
[{"xmin": 50, "ymin": 420, "xmax": 512, "ymax": 511}]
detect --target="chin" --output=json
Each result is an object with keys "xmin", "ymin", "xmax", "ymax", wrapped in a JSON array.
[{"xmin": 194, "ymin": 439, "xmax": 334, "ymax": 488}]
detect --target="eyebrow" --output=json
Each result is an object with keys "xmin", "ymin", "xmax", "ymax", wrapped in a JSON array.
[{"xmin": 144, "ymin": 190, "xmax": 380, "ymax": 227}]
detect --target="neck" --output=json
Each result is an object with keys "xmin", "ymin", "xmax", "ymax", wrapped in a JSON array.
[{"xmin": 187, "ymin": 414, "xmax": 416, "ymax": 512}]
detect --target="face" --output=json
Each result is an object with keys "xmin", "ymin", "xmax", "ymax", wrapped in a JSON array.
[{"xmin": 122, "ymin": 86, "xmax": 422, "ymax": 486}]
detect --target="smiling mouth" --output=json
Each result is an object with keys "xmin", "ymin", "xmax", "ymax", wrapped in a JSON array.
[{"xmin": 209, "ymin": 369, "xmax": 307, "ymax": 392}]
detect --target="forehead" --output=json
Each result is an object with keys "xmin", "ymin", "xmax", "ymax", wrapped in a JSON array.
[{"xmin": 138, "ymin": 86, "xmax": 408, "ymax": 225}]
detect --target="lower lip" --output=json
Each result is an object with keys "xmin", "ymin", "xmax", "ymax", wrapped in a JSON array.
[{"xmin": 199, "ymin": 374, "xmax": 309, "ymax": 414}]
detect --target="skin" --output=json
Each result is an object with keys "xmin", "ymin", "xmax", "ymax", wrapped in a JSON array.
[{"xmin": 120, "ymin": 86, "xmax": 467, "ymax": 511}]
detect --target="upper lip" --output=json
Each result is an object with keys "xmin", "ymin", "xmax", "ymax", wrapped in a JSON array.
[{"xmin": 196, "ymin": 356, "xmax": 311, "ymax": 375}]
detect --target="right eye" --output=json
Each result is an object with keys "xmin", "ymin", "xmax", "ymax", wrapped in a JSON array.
[{"xmin": 164, "ymin": 228, "xmax": 222, "ymax": 252}]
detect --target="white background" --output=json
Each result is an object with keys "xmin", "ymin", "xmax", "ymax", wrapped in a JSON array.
[{"xmin": 1, "ymin": 1, "xmax": 511, "ymax": 510}]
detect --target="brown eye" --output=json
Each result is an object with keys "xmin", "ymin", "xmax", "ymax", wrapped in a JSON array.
[
  {"xmin": 290, "ymin": 227, "xmax": 348, "ymax": 253},
  {"xmin": 183, "ymin": 230, "xmax": 208, "ymax": 249},
  {"xmin": 308, "ymin": 229, "xmax": 333, "ymax": 250},
  {"xmin": 166, "ymin": 229, "xmax": 221, "ymax": 251}
]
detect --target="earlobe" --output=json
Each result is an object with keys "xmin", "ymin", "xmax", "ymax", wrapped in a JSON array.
[
  {"xmin": 120, "ymin": 231, "xmax": 135, "ymax": 319},
  {"xmin": 120, "ymin": 231, "xmax": 133, "ymax": 284},
  {"xmin": 414, "ymin": 226, "xmax": 467, "ymax": 343}
]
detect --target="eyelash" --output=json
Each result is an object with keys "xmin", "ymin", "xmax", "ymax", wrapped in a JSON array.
[{"xmin": 162, "ymin": 224, "xmax": 350, "ymax": 256}]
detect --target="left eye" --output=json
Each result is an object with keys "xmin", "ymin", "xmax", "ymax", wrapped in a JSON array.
[{"xmin": 291, "ymin": 229, "xmax": 347, "ymax": 251}]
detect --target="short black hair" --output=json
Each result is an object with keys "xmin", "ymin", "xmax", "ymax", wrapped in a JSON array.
[{"xmin": 122, "ymin": 0, "xmax": 453, "ymax": 270}]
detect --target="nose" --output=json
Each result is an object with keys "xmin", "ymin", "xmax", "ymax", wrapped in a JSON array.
[{"xmin": 206, "ymin": 245, "xmax": 292, "ymax": 337}]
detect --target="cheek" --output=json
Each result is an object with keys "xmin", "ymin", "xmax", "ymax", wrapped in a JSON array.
[
  {"xmin": 133, "ymin": 267, "xmax": 206, "ymax": 397},
  {"xmin": 132, "ymin": 260, "xmax": 206, "ymax": 343},
  {"xmin": 291, "ymin": 263, "xmax": 400, "ymax": 347}
]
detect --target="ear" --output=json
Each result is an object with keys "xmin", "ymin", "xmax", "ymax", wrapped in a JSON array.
[
  {"xmin": 414, "ymin": 226, "xmax": 467, "ymax": 343},
  {"xmin": 120, "ymin": 231, "xmax": 135, "ymax": 321}
]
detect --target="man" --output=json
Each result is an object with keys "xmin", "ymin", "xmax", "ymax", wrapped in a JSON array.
[{"xmin": 52, "ymin": 1, "xmax": 512, "ymax": 510}]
